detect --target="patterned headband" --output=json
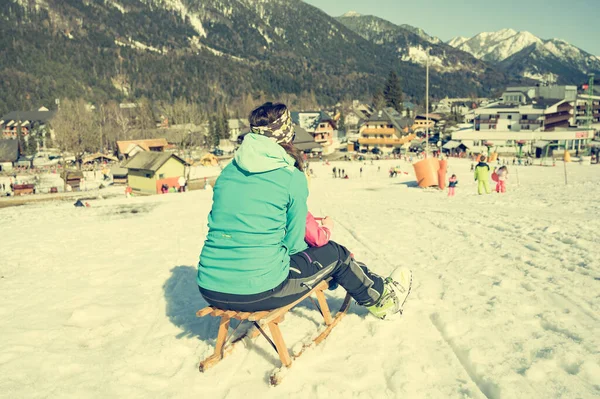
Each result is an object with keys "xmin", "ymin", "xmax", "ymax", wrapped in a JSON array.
[{"xmin": 250, "ymin": 109, "xmax": 295, "ymax": 144}]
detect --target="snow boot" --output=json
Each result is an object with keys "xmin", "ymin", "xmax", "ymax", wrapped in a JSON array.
[{"xmin": 366, "ymin": 267, "xmax": 412, "ymax": 320}]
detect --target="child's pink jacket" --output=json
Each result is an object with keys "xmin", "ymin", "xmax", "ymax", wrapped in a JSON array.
[{"xmin": 305, "ymin": 211, "xmax": 331, "ymax": 247}]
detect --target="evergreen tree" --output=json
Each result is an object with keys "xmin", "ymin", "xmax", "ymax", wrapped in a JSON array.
[
  {"xmin": 209, "ymin": 115, "xmax": 220, "ymax": 147},
  {"xmin": 372, "ymin": 89, "xmax": 386, "ymax": 111},
  {"xmin": 337, "ymin": 110, "xmax": 345, "ymax": 133},
  {"xmin": 17, "ymin": 125, "xmax": 26, "ymax": 157},
  {"xmin": 220, "ymin": 105, "xmax": 230, "ymax": 140},
  {"xmin": 45, "ymin": 131, "xmax": 53, "ymax": 149},
  {"xmin": 383, "ymin": 70, "xmax": 403, "ymax": 113},
  {"xmin": 26, "ymin": 136, "xmax": 37, "ymax": 155}
]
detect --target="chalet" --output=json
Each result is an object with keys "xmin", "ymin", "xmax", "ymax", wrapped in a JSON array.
[
  {"xmin": 116, "ymin": 138, "xmax": 169, "ymax": 159},
  {"xmin": 228, "ymin": 119, "xmax": 250, "ymax": 142},
  {"xmin": 237, "ymin": 125, "xmax": 321, "ymax": 154},
  {"xmin": 0, "ymin": 139, "xmax": 19, "ymax": 171},
  {"xmin": 122, "ymin": 152, "xmax": 188, "ymax": 194},
  {"xmin": 357, "ymin": 108, "xmax": 415, "ymax": 154},
  {"xmin": 412, "ymin": 114, "xmax": 442, "ymax": 133},
  {"xmin": 291, "ymin": 111, "xmax": 336, "ymax": 154},
  {"xmin": 110, "ymin": 166, "xmax": 128, "ymax": 185},
  {"xmin": 0, "ymin": 107, "xmax": 56, "ymax": 141},
  {"xmin": 61, "ymin": 170, "xmax": 84, "ymax": 191},
  {"xmin": 344, "ymin": 103, "xmax": 372, "ymax": 130},
  {"xmin": 82, "ymin": 153, "xmax": 118, "ymax": 165},
  {"xmin": 292, "ymin": 126, "xmax": 322, "ymax": 153}
]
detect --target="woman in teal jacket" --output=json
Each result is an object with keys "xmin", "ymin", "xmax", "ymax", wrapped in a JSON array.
[{"xmin": 197, "ymin": 103, "xmax": 409, "ymax": 319}]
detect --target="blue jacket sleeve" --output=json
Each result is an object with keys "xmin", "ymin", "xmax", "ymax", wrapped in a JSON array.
[{"xmin": 284, "ymin": 170, "xmax": 309, "ymax": 255}]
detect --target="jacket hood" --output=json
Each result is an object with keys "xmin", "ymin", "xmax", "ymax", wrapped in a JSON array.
[{"xmin": 234, "ymin": 133, "xmax": 295, "ymax": 173}]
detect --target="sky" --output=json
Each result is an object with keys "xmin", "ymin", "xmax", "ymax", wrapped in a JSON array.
[{"xmin": 303, "ymin": 0, "xmax": 600, "ymax": 55}]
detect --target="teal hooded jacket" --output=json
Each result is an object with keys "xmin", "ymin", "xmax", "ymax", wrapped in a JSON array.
[{"xmin": 197, "ymin": 134, "xmax": 309, "ymax": 295}]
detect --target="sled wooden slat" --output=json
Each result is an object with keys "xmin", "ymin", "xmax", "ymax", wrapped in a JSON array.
[
  {"xmin": 196, "ymin": 278, "xmax": 351, "ymax": 385},
  {"xmin": 233, "ymin": 311, "xmax": 252, "ymax": 320},
  {"xmin": 223, "ymin": 310, "xmax": 238, "ymax": 318},
  {"xmin": 197, "ymin": 308, "xmax": 253, "ymax": 320},
  {"xmin": 247, "ymin": 311, "xmax": 270, "ymax": 322},
  {"xmin": 196, "ymin": 307, "xmax": 215, "ymax": 317}
]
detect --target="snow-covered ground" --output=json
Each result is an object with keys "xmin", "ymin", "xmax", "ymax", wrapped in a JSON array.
[{"xmin": 1, "ymin": 158, "xmax": 599, "ymax": 399}]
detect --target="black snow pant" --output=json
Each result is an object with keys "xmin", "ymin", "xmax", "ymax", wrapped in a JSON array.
[{"xmin": 199, "ymin": 241, "xmax": 385, "ymax": 312}]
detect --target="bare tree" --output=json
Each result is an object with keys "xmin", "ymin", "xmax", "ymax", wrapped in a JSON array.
[
  {"xmin": 93, "ymin": 103, "xmax": 118, "ymax": 154},
  {"xmin": 135, "ymin": 97, "xmax": 156, "ymax": 139},
  {"xmin": 159, "ymin": 98, "xmax": 204, "ymax": 125},
  {"xmin": 51, "ymin": 98, "xmax": 96, "ymax": 168},
  {"xmin": 110, "ymin": 102, "xmax": 133, "ymax": 145}
]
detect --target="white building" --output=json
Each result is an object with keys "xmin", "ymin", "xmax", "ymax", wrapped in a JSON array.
[{"xmin": 452, "ymin": 86, "xmax": 593, "ymax": 157}]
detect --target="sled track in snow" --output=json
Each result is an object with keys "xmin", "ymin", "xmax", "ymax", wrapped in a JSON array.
[{"xmin": 430, "ymin": 313, "xmax": 501, "ymax": 399}]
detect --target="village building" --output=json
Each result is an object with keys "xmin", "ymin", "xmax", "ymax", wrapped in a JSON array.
[
  {"xmin": 412, "ymin": 114, "xmax": 442, "ymax": 134},
  {"xmin": 0, "ymin": 107, "xmax": 55, "ymax": 144},
  {"xmin": 291, "ymin": 126, "xmax": 322, "ymax": 154},
  {"xmin": 452, "ymin": 85, "xmax": 593, "ymax": 156},
  {"xmin": 122, "ymin": 152, "xmax": 188, "ymax": 194},
  {"xmin": 344, "ymin": 101, "xmax": 374, "ymax": 131},
  {"xmin": 357, "ymin": 108, "xmax": 416, "ymax": 154},
  {"xmin": 0, "ymin": 139, "xmax": 19, "ymax": 171},
  {"xmin": 402, "ymin": 101, "xmax": 416, "ymax": 117},
  {"xmin": 574, "ymin": 94, "xmax": 600, "ymax": 129},
  {"xmin": 237, "ymin": 125, "xmax": 321, "ymax": 154},
  {"xmin": 110, "ymin": 166, "xmax": 129, "ymax": 185},
  {"xmin": 291, "ymin": 111, "xmax": 336, "ymax": 154},
  {"xmin": 82, "ymin": 153, "xmax": 118, "ymax": 165},
  {"xmin": 61, "ymin": 170, "xmax": 84, "ymax": 191},
  {"xmin": 116, "ymin": 138, "xmax": 169, "ymax": 160},
  {"xmin": 228, "ymin": 119, "xmax": 250, "ymax": 142}
]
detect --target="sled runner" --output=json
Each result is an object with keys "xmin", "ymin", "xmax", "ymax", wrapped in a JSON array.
[{"xmin": 196, "ymin": 278, "xmax": 352, "ymax": 385}]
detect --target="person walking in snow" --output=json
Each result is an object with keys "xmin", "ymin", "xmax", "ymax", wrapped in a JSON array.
[
  {"xmin": 178, "ymin": 175, "xmax": 187, "ymax": 192},
  {"xmin": 197, "ymin": 102, "xmax": 411, "ymax": 320},
  {"xmin": 474, "ymin": 156, "xmax": 491, "ymax": 195},
  {"xmin": 448, "ymin": 174, "xmax": 458, "ymax": 197},
  {"xmin": 496, "ymin": 166, "xmax": 508, "ymax": 193}
]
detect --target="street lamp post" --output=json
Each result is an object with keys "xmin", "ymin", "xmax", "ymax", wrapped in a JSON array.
[{"xmin": 425, "ymin": 49, "xmax": 430, "ymax": 156}]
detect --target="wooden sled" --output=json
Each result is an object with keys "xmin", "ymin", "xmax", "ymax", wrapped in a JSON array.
[{"xmin": 196, "ymin": 279, "xmax": 352, "ymax": 386}]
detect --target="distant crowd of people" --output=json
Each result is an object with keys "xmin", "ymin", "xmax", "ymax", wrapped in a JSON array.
[{"xmin": 331, "ymin": 167, "xmax": 348, "ymax": 179}]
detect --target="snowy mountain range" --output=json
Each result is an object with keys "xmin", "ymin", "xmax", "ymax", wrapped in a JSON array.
[
  {"xmin": 3, "ymin": 0, "xmax": 598, "ymax": 113},
  {"xmin": 1, "ymin": 0, "xmax": 517, "ymax": 112},
  {"xmin": 448, "ymin": 29, "xmax": 600, "ymax": 83},
  {"xmin": 336, "ymin": 14, "xmax": 490, "ymax": 74}
]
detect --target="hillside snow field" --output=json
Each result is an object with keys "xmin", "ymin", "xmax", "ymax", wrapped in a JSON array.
[{"xmin": 1, "ymin": 159, "xmax": 599, "ymax": 398}]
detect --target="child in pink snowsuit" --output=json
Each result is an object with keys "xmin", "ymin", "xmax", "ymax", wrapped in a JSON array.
[
  {"xmin": 496, "ymin": 166, "xmax": 508, "ymax": 193},
  {"xmin": 448, "ymin": 174, "xmax": 458, "ymax": 197},
  {"xmin": 305, "ymin": 211, "xmax": 332, "ymax": 247}
]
